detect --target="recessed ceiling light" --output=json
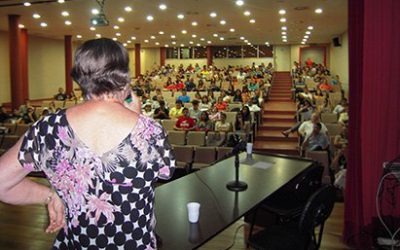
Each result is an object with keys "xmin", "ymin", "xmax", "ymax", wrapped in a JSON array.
[
  {"xmin": 200, "ymin": 38, "xmax": 205, "ymax": 41},
  {"xmin": 191, "ymin": 21, "xmax": 198, "ymax": 26},
  {"xmin": 196, "ymin": 43, "xmax": 201, "ymax": 46},
  {"xmin": 159, "ymin": 4, "xmax": 167, "ymax": 10},
  {"xmin": 189, "ymin": 41, "xmax": 194, "ymax": 44},
  {"xmin": 146, "ymin": 15, "xmax": 154, "ymax": 21},
  {"xmin": 304, "ymin": 35, "xmax": 309, "ymax": 39},
  {"xmin": 315, "ymin": 8, "xmax": 323, "ymax": 14},
  {"xmin": 229, "ymin": 28, "xmax": 235, "ymax": 32},
  {"xmin": 58, "ymin": 0, "xmax": 65, "ymax": 3},
  {"xmin": 144, "ymin": 39, "xmax": 149, "ymax": 43},
  {"xmin": 90, "ymin": 27, "xmax": 96, "ymax": 31},
  {"xmin": 207, "ymin": 41, "xmax": 212, "ymax": 44},
  {"xmin": 155, "ymin": 42, "xmax": 160, "ymax": 45},
  {"xmin": 116, "ymin": 32, "xmax": 121, "ymax": 36},
  {"xmin": 240, "ymin": 37, "xmax": 245, "ymax": 40},
  {"xmin": 265, "ymin": 42, "xmax": 269, "ymax": 45},
  {"xmin": 61, "ymin": 11, "xmax": 69, "ymax": 16},
  {"xmin": 210, "ymin": 12, "xmax": 217, "ymax": 18},
  {"xmin": 91, "ymin": 9, "xmax": 99, "ymax": 15},
  {"xmin": 244, "ymin": 10, "xmax": 251, "ymax": 16},
  {"xmin": 280, "ymin": 18, "xmax": 286, "ymax": 23},
  {"xmin": 123, "ymin": 43, "xmax": 127, "ymax": 46},
  {"xmin": 177, "ymin": 14, "xmax": 185, "ymax": 19},
  {"xmin": 33, "ymin": 13, "xmax": 41, "ymax": 19},
  {"xmin": 249, "ymin": 19, "xmax": 255, "ymax": 23},
  {"xmin": 283, "ymin": 39, "xmax": 287, "ymax": 42},
  {"xmin": 305, "ymin": 31, "xmax": 311, "ymax": 35},
  {"xmin": 302, "ymin": 38, "xmax": 307, "ymax": 42},
  {"xmin": 220, "ymin": 20, "xmax": 226, "ymax": 25},
  {"xmin": 124, "ymin": 6, "xmax": 132, "ymax": 12},
  {"xmin": 281, "ymin": 26, "xmax": 287, "ymax": 30},
  {"xmin": 23, "ymin": 2, "xmax": 31, "ymax": 6},
  {"xmin": 165, "ymin": 44, "xmax": 169, "ymax": 47},
  {"xmin": 244, "ymin": 39, "xmax": 248, "ymax": 43},
  {"xmin": 180, "ymin": 44, "xmax": 185, "ymax": 47},
  {"xmin": 181, "ymin": 30, "xmax": 187, "ymax": 34},
  {"xmin": 282, "ymin": 35, "xmax": 287, "ymax": 39},
  {"xmin": 118, "ymin": 17, "xmax": 125, "ymax": 22},
  {"xmin": 247, "ymin": 42, "xmax": 251, "ymax": 45},
  {"xmin": 301, "ymin": 41, "xmax": 306, "ymax": 44},
  {"xmin": 213, "ymin": 33, "xmax": 218, "ymax": 37},
  {"xmin": 220, "ymin": 37, "xmax": 224, "ymax": 41},
  {"xmin": 236, "ymin": 0, "xmax": 244, "ymax": 6},
  {"xmin": 40, "ymin": 22, "xmax": 47, "ymax": 27},
  {"xmin": 171, "ymin": 35, "xmax": 176, "ymax": 38},
  {"xmin": 159, "ymin": 31, "xmax": 164, "ymax": 35},
  {"xmin": 96, "ymin": 34, "xmax": 101, "ymax": 38},
  {"xmin": 76, "ymin": 35, "xmax": 82, "ymax": 39},
  {"xmin": 281, "ymin": 31, "xmax": 287, "ymax": 35},
  {"xmin": 279, "ymin": 9, "xmax": 286, "ymax": 15},
  {"xmin": 131, "ymin": 36, "xmax": 136, "ymax": 40},
  {"xmin": 308, "ymin": 26, "xmax": 314, "ymax": 30},
  {"xmin": 113, "ymin": 25, "xmax": 119, "ymax": 30},
  {"xmin": 65, "ymin": 20, "xmax": 71, "ymax": 25},
  {"xmin": 18, "ymin": 24, "xmax": 25, "ymax": 28},
  {"xmin": 172, "ymin": 41, "xmax": 176, "ymax": 45},
  {"xmin": 192, "ymin": 34, "xmax": 197, "ymax": 38},
  {"xmin": 150, "ymin": 36, "xmax": 156, "ymax": 39},
  {"xmin": 127, "ymin": 40, "xmax": 132, "ymax": 44}
]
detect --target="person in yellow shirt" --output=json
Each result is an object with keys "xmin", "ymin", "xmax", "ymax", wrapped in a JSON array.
[{"xmin": 169, "ymin": 99, "xmax": 184, "ymax": 119}]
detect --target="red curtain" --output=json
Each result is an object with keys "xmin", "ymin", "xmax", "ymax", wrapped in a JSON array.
[{"xmin": 345, "ymin": 0, "xmax": 400, "ymax": 248}]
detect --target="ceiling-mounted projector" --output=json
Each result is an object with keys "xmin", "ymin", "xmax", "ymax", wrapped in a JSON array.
[{"xmin": 90, "ymin": 13, "xmax": 109, "ymax": 26}]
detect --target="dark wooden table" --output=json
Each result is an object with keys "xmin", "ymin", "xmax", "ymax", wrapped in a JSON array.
[{"xmin": 155, "ymin": 153, "xmax": 314, "ymax": 250}]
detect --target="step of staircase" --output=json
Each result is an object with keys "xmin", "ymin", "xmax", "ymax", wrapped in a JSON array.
[
  {"xmin": 269, "ymin": 93, "xmax": 292, "ymax": 97},
  {"xmin": 263, "ymin": 114, "xmax": 295, "ymax": 122},
  {"xmin": 263, "ymin": 110, "xmax": 296, "ymax": 115},
  {"xmin": 259, "ymin": 121, "xmax": 294, "ymax": 131},
  {"xmin": 253, "ymin": 141, "xmax": 299, "ymax": 156},
  {"xmin": 269, "ymin": 97, "xmax": 292, "ymax": 101},
  {"xmin": 256, "ymin": 130, "xmax": 298, "ymax": 142}
]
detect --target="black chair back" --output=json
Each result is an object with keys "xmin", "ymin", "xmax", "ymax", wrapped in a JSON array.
[
  {"xmin": 294, "ymin": 164, "xmax": 324, "ymax": 202},
  {"xmin": 298, "ymin": 185, "xmax": 336, "ymax": 249}
]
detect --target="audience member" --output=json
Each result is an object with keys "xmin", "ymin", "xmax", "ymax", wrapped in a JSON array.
[
  {"xmin": 54, "ymin": 87, "xmax": 67, "ymax": 101},
  {"xmin": 174, "ymin": 108, "xmax": 196, "ymax": 131},
  {"xmin": 215, "ymin": 112, "xmax": 232, "ymax": 133},
  {"xmin": 196, "ymin": 111, "xmax": 213, "ymax": 132},
  {"xmin": 302, "ymin": 122, "xmax": 330, "ymax": 151},
  {"xmin": 153, "ymin": 100, "xmax": 170, "ymax": 119},
  {"xmin": 177, "ymin": 89, "xmax": 190, "ymax": 103},
  {"xmin": 169, "ymin": 99, "xmax": 184, "ymax": 119},
  {"xmin": 189, "ymin": 100, "xmax": 201, "ymax": 121}
]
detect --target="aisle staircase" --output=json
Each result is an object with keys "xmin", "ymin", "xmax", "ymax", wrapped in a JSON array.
[{"xmin": 254, "ymin": 72, "xmax": 299, "ymax": 155}]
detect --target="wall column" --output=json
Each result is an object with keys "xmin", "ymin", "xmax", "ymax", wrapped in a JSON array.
[
  {"xmin": 206, "ymin": 46, "xmax": 213, "ymax": 66},
  {"xmin": 20, "ymin": 28, "xmax": 29, "ymax": 102},
  {"xmin": 64, "ymin": 35, "xmax": 73, "ymax": 95},
  {"xmin": 135, "ymin": 43, "xmax": 141, "ymax": 77},
  {"xmin": 8, "ymin": 15, "xmax": 23, "ymax": 110},
  {"xmin": 160, "ymin": 47, "xmax": 166, "ymax": 66}
]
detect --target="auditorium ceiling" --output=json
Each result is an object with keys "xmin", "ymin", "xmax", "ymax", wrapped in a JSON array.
[{"xmin": 0, "ymin": 0, "xmax": 347, "ymax": 48}]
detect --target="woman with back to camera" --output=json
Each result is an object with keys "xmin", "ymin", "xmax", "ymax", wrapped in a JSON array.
[{"xmin": 0, "ymin": 38, "xmax": 175, "ymax": 249}]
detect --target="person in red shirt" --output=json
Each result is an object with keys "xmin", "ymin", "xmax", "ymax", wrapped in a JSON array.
[
  {"xmin": 174, "ymin": 108, "xmax": 196, "ymax": 131},
  {"xmin": 214, "ymin": 96, "xmax": 228, "ymax": 111}
]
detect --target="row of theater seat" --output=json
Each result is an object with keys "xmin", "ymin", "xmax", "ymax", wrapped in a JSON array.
[{"xmin": 167, "ymin": 130, "xmax": 251, "ymax": 147}]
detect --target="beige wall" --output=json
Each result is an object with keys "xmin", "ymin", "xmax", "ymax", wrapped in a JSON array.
[
  {"xmin": 213, "ymin": 58, "xmax": 273, "ymax": 68},
  {"xmin": 0, "ymin": 31, "xmax": 11, "ymax": 104},
  {"xmin": 330, "ymin": 31, "xmax": 349, "ymax": 92},
  {"xmin": 274, "ymin": 45, "xmax": 291, "ymax": 71},
  {"xmin": 140, "ymin": 48, "xmax": 160, "ymax": 74},
  {"xmin": 28, "ymin": 36, "xmax": 66, "ymax": 99},
  {"xmin": 165, "ymin": 59, "xmax": 207, "ymax": 68}
]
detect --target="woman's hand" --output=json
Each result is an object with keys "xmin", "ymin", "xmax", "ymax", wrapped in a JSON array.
[{"xmin": 46, "ymin": 193, "xmax": 66, "ymax": 234}]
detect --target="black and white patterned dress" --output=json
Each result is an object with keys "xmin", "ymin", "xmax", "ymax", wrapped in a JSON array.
[{"xmin": 18, "ymin": 109, "xmax": 175, "ymax": 249}]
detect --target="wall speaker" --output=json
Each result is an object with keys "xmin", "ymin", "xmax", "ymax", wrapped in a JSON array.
[{"xmin": 333, "ymin": 36, "xmax": 341, "ymax": 47}]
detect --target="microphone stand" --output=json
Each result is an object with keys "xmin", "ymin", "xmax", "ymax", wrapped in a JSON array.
[{"xmin": 226, "ymin": 152, "xmax": 248, "ymax": 191}]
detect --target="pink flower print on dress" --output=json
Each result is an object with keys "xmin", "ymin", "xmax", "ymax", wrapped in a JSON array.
[
  {"xmin": 86, "ymin": 192, "xmax": 119, "ymax": 224},
  {"xmin": 23, "ymin": 162, "xmax": 35, "ymax": 172},
  {"xmin": 159, "ymin": 165, "xmax": 170, "ymax": 178}
]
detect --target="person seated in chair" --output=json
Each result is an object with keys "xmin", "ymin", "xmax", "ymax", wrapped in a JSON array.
[
  {"xmin": 54, "ymin": 87, "xmax": 68, "ymax": 101},
  {"xmin": 169, "ymin": 99, "xmax": 184, "ymax": 119},
  {"xmin": 302, "ymin": 122, "xmax": 330, "ymax": 151},
  {"xmin": 177, "ymin": 89, "xmax": 190, "ymax": 103},
  {"xmin": 174, "ymin": 108, "xmax": 196, "ymax": 131},
  {"xmin": 153, "ymin": 100, "xmax": 170, "ymax": 120}
]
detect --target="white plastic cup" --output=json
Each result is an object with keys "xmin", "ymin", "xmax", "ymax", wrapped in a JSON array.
[
  {"xmin": 187, "ymin": 202, "xmax": 201, "ymax": 223},
  {"xmin": 246, "ymin": 143, "xmax": 253, "ymax": 155}
]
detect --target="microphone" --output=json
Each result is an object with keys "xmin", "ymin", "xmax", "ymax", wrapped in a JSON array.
[{"xmin": 226, "ymin": 135, "xmax": 248, "ymax": 192}]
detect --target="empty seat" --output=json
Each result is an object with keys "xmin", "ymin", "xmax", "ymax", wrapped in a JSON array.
[
  {"xmin": 225, "ymin": 112, "xmax": 238, "ymax": 128},
  {"xmin": 216, "ymin": 147, "xmax": 233, "ymax": 161},
  {"xmin": 161, "ymin": 119, "xmax": 177, "ymax": 131},
  {"xmin": 167, "ymin": 130, "xmax": 186, "ymax": 145},
  {"xmin": 0, "ymin": 135, "xmax": 20, "ymax": 150},
  {"xmin": 186, "ymin": 131, "xmax": 206, "ymax": 146},
  {"xmin": 321, "ymin": 113, "xmax": 338, "ymax": 124},
  {"xmin": 192, "ymin": 147, "xmax": 216, "ymax": 169},
  {"xmin": 172, "ymin": 145, "xmax": 194, "ymax": 171},
  {"xmin": 325, "ymin": 123, "xmax": 342, "ymax": 136},
  {"xmin": 206, "ymin": 131, "xmax": 227, "ymax": 147},
  {"xmin": 305, "ymin": 151, "xmax": 331, "ymax": 184},
  {"xmin": 14, "ymin": 124, "xmax": 31, "ymax": 137}
]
